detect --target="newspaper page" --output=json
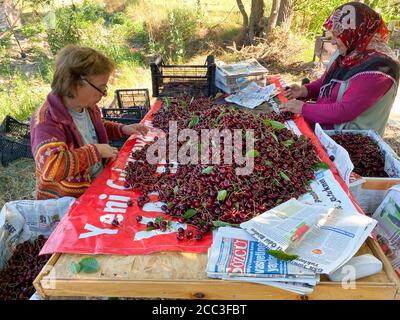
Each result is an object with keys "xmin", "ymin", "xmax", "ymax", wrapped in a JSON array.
[
  {"xmin": 222, "ymin": 276, "xmax": 315, "ymax": 295},
  {"xmin": 206, "ymin": 227, "xmax": 315, "ymax": 277},
  {"xmin": 225, "ymin": 82, "xmax": 279, "ymax": 109},
  {"xmin": 372, "ymin": 185, "xmax": 400, "ymax": 276},
  {"xmin": 217, "ymin": 58, "xmax": 268, "ymax": 77},
  {"xmin": 314, "ymin": 124, "xmax": 354, "ymax": 186},
  {"xmin": 241, "ymin": 199, "xmax": 377, "ymax": 274},
  {"xmin": 299, "ymin": 169, "xmax": 359, "ymax": 212}
]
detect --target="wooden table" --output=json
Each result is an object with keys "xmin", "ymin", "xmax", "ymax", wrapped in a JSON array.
[
  {"xmin": 33, "ymin": 94, "xmax": 399, "ymax": 300},
  {"xmin": 34, "ymin": 237, "xmax": 399, "ymax": 300}
]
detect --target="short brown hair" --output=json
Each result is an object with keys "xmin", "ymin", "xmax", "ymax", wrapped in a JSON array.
[{"xmin": 51, "ymin": 45, "xmax": 115, "ymax": 97}]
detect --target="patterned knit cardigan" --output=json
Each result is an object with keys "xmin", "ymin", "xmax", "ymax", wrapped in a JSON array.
[{"xmin": 30, "ymin": 93, "xmax": 125, "ymax": 200}]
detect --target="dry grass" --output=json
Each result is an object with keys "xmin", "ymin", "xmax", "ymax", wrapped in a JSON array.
[{"xmin": 0, "ymin": 158, "xmax": 36, "ymax": 209}]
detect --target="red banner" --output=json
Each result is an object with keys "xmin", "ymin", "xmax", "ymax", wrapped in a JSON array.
[{"xmin": 40, "ymin": 76, "xmax": 362, "ymax": 256}]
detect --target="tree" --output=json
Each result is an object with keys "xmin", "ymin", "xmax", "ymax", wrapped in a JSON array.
[
  {"xmin": 236, "ymin": 0, "xmax": 265, "ymax": 45},
  {"xmin": 277, "ymin": 0, "xmax": 294, "ymax": 31},
  {"xmin": 266, "ymin": 0, "xmax": 281, "ymax": 34}
]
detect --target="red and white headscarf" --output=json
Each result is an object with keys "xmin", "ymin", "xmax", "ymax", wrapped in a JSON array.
[{"xmin": 323, "ymin": 2, "xmax": 394, "ymax": 67}]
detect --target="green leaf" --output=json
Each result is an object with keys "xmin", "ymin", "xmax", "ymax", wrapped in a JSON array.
[
  {"xmin": 273, "ymin": 178, "xmax": 282, "ymax": 187},
  {"xmin": 188, "ymin": 116, "xmax": 200, "ymax": 128},
  {"xmin": 234, "ymin": 202, "xmax": 240, "ymax": 210},
  {"xmin": 145, "ymin": 226, "xmax": 155, "ymax": 231},
  {"xmin": 268, "ymin": 249, "xmax": 299, "ymax": 261},
  {"xmin": 183, "ymin": 209, "xmax": 197, "ymax": 219},
  {"xmin": 212, "ymin": 220, "xmax": 239, "ymax": 228},
  {"xmin": 71, "ymin": 262, "xmax": 81, "ymax": 274},
  {"xmin": 155, "ymin": 215, "xmax": 164, "ymax": 225},
  {"xmin": 271, "ymin": 132, "xmax": 279, "ymax": 142},
  {"xmin": 263, "ymin": 119, "xmax": 286, "ymax": 130},
  {"xmin": 165, "ymin": 97, "xmax": 170, "ymax": 111},
  {"xmin": 313, "ymin": 162, "xmax": 330, "ymax": 170},
  {"xmin": 167, "ymin": 202, "xmax": 173, "ymax": 209},
  {"xmin": 202, "ymin": 166, "xmax": 214, "ymax": 175},
  {"xmin": 214, "ymin": 92, "xmax": 223, "ymax": 99},
  {"xmin": 246, "ymin": 149, "xmax": 260, "ymax": 158},
  {"xmin": 198, "ymin": 220, "xmax": 207, "ymax": 226},
  {"xmin": 280, "ymin": 171, "xmax": 291, "ymax": 181},
  {"xmin": 282, "ymin": 139, "xmax": 294, "ymax": 148},
  {"xmin": 265, "ymin": 160, "xmax": 273, "ymax": 167},
  {"xmin": 216, "ymin": 111, "xmax": 225, "ymax": 123},
  {"xmin": 173, "ymin": 186, "xmax": 179, "ymax": 195},
  {"xmin": 217, "ymin": 190, "xmax": 228, "ymax": 201},
  {"xmin": 79, "ymin": 257, "xmax": 99, "ymax": 273},
  {"xmin": 299, "ymin": 135, "xmax": 307, "ymax": 141}
]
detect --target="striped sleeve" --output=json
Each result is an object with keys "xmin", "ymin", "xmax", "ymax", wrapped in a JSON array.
[
  {"xmin": 35, "ymin": 142, "xmax": 101, "ymax": 182},
  {"xmin": 31, "ymin": 122, "xmax": 102, "ymax": 182},
  {"xmin": 103, "ymin": 120, "xmax": 125, "ymax": 140}
]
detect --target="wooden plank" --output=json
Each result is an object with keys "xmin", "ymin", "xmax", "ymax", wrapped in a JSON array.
[
  {"xmin": 35, "ymin": 239, "xmax": 398, "ymax": 299},
  {"xmin": 38, "ymin": 279, "xmax": 396, "ymax": 300},
  {"xmin": 33, "ymin": 253, "xmax": 61, "ymax": 299},
  {"xmin": 367, "ymin": 237, "xmax": 400, "ymax": 288}
]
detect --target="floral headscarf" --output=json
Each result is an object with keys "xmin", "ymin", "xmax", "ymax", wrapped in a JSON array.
[{"xmin": 323, "ymin": 2, "xmax": 391, "ymax": 67}]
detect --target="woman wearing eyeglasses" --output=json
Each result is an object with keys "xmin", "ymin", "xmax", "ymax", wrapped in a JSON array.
[
  {"xmin": 30, "ymin": 45, "xmax": 149, "ymax": 200},
  {"xmin": 280, "ymin": 2, "xmax": 399, "ymax": 135}
]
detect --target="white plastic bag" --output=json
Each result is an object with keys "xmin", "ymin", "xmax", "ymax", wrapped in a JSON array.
[{"xmin": 0, "ymin": 197, "xmax": 76, "ymax": 270}]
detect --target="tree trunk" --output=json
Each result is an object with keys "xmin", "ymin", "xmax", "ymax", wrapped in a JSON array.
[
  {"xmin": 236, "ymin": 0, "xmax": 249, "ymax": 45},
  {"xmin": 249, "ymin": 0, "xmax": 264, "ymax": 42},
  {"xmin": 236, "ymin": 0, "xmax": 265, "ymax": 45},
  {"xmin": 266, "ymin": 0, "xmax": 281, "ymax": 34},
  {"xmin": 277, "ymin": 0, "xmax": 294, "ymax": 32}
]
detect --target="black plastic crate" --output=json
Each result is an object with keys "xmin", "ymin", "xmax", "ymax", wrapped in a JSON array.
[
  {"xmin": 0, "ymin": 116, "xmax": 33, "ymax": 166},
  {"xmin": 150, "ymin": 55, "xmax": 216, "ymax": 97},
  {"xmin": 101, "ymin": 107, "xmax": 146, "ymax": 125},
  {"xmin": 115, "ymin": 88, "xmax": 150, "ymax": 110}
]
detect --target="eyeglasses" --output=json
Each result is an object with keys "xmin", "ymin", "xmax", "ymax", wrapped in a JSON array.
[{"xmin": 81, "ymin": 77, "xmax": 108, "ymax": 97}]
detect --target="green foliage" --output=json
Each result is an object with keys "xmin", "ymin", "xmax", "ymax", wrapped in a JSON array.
[
  {"xmin": 147, "ymin": 7, "xmax": 198, "ymax": 63},
  {"xmin": 292, "ymin": 0, "xmax": 400, "ymax": 37},
  {"xmin": 19, "ymin": 23, "xmax": 44, "ymax": 39},
  {"xmin": 46, "ymin": 6, "xmax": 80, "ymax": 55},
  {"xmin": 0, "ymin": 74, "xmax": 49, "ymax": 122}
]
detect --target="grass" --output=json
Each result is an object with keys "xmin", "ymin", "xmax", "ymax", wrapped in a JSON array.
[{"xmin": 0, "ymin": 159, "xmax": 36, "ymax": 209}]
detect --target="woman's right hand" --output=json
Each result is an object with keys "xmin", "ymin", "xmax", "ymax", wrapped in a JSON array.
[
  {"xmin": 284, "ymin": 84, "xmax": 308, "ymax": 100},
  {"xmin": 94, "ymin": 144, "xmax": 118, "ymax": 160}
]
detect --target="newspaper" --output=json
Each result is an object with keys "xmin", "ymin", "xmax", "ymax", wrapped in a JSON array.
[
  {"xmin": 225, "ymin": 82, "xmax": 279, "ymax": 109},
  {"xmin": 216, "ymin": 68, "xmax": 267, "ymax": 86},
  {"xmin": 206, "ymin": 227, "xmax": 319, "ymax": 295},
  {"xmin": 207, "ymin": 227, "xmax": 316, "ymax": 277},
  {"xmin": 299, "ymin": 169, "xmax": 359, "ymax": 212},
  {"xmin": 372, "ymin": 185, "xmax": 400, "ymax": 276},
  {"xmin": 0, "ymin": 197, "xmax": 75, "ymax": 269},
  {"xmin": 240, "ymin": 199, "xmax": 377, "ymax": 274},
  {"xmin": 217, "ymin": 58, "xmax": 268, "ymax": 77},
  {"xmin": 314, "ymin": 123, "xmax": 354, "ymax": 186}
]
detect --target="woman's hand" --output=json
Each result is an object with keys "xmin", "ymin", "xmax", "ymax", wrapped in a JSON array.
[
  {"xmin": 94, "ymin": 144, "xmax": 119, "ymax": 160},
  {"xmin": 122, "ymin": 124, "xmax": 149, "ymax": 136},
  {"xmin": 279, "ymin": 100, "xmax": 305, "ymax": 114},
  {"xmin": 283, "ymin": 84, "xmax": 308, "ymax": 100}
]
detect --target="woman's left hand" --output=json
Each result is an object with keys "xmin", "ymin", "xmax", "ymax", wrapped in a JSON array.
[
  {"xmin": 122, "ymin": 124, "xmax": 149, "ymax": 136},
  {"xmin": 279, "ymin": 100, "xmax": 305, "ymax": 114}
]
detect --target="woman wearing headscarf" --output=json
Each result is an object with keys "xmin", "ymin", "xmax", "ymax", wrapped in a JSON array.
[{"xmin": 280, "ymin": 2, "xmax": 399, "ymax": 135}]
